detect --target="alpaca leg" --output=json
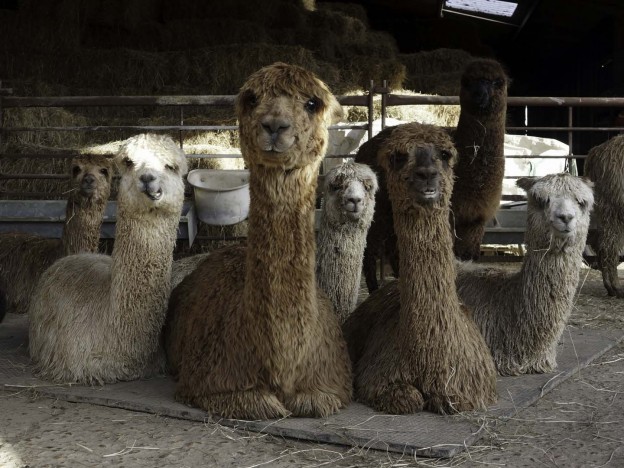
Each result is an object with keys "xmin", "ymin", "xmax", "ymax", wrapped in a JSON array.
[
  {"xmin": 282, "ymin": 390, "xmax": 344, "ymax": 418},
  {"xmin": 597, "ymin": 227, "xmax": 624, "ymax": 297},
  {"xmin": 453, "ymin": 219, "xmax": 485, "ymax": 261},
  {"xmin": 176, "ymin": 388, "xmax": 290, "ymax": 421},
  {"xmin": 363, "ymin": 245, "xmax": 379, "ymax": 292},
  {"xmin": 357, "ymin": 381, "xmax": 424, "ymax": 415}
]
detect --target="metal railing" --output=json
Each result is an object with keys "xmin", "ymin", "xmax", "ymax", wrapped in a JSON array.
[{"xmin": 2, "ymin": 83, "xmax": 624, "ymax": 189}]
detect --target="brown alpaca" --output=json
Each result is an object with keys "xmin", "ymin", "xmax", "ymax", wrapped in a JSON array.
[
  {"xmin": 343, "ymin": 122, "xmax": 497, "ymax": 414},
  {"xmin": 0, "ymin": 155, "xmax": 112, "ymax": 317},
  {"xmin": 165, "ymin": 63, "xmax": 352, "ymax": 420},
  {"xmin": 450, "ymin": 58, "xmax": 509, "ymax": 261},
  {"xmin": 585, "ymin": 135, "xmax": 624, "ymax": 297}
]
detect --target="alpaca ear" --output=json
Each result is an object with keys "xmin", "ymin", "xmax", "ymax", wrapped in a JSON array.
[
  {"xmin": 516, "ymin": 177, "xmax": 537, "ymax": 192},
  {"xmin": 328, "ymin": 99, "xmax": 344, "ymax": 125},
  {"xmin": 580, "ymin": 175, "xmax": 595, "ymax": 189}
]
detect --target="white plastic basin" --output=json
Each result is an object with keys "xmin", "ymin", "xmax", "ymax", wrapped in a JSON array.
[{"xmin": 187, "ymin": 169, "xmax": 250, "ymax": 226}]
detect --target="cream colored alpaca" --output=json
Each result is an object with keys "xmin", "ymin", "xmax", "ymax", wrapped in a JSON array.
[
  {"xmin": 165, "ymin": 63, "xmax": 352, "ymax": 420},
  {"xmin": 0, "ymin": 155, "xmax": 112, "ymax": 316},
  {"xmin": 29, "ymin": 134, "xmax": 188, "ymax": 384},
  {"xmin": 316, "ymin": 162, "xmax": 378, "ymax": 323},
  {"xmin": 456, "ymin": 173, "xmax": 594, "ymax": 375}
]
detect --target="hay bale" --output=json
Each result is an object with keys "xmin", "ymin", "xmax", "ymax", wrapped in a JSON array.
[
  {"xmin": 163, "ymin": 19, "xmax": 271, "ymax": 50},
  {"xmin": 400, "ymin": 48, "xmax": 474, "ymax": 95},
  {"xmin": 316, "ymin": 2, "xmax": 369, "ymax": 25}
]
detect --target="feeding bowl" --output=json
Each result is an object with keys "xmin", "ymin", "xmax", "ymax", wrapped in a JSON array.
[{"xmin": 187, "ymin": 169, "xmax": 250, "ymax": 226}]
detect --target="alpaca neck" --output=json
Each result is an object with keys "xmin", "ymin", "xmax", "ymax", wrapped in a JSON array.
[
  {"xmin": 316, "ymin": 217, "xmax": 368, "ymax": 313},
  {"xmin": 455, "ymin": 110, "xmax": 506, "ymax": 159},
  {"xmin": 244, "ymin": 162, "xmax": 321, "ymax": 321},
  {"xmin": 109, "ymin": 208, "xmax": 178, "ymax": 338},
  {"xmin": 520, "ymin": 228, "xmax": 586, "ymax": 323},
  {"xmin": 62, "ymin": 196, "xmax": 107, "ymax": 255},
  {"xmin": 394, "ymin": 206, "xmax": 459, "ymax": 337}
]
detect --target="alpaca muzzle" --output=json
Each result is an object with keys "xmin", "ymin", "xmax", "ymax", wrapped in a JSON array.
[{"xmin": 139, "ymin": 174, "xmax": 163, "ymax": 201}]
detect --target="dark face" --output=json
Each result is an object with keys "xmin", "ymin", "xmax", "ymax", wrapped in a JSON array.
[
  {"xmin": 463, "ymin": 77, "xmax": 506, "ymax": 111},
  {"xmin": 389, "ymin": 144, "xmax": 454, "ymax": 206},
  {"xmin": 460, "ymin": 60, "xmax": 509, "ymax": 115}
]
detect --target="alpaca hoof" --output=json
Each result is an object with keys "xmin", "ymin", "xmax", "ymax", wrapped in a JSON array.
[
  {"xmin": 283, "ymin": 390, "xmax": 345, "ymax": 418},
  {"xmin": 361, "ymin": 382, "xmax": 424, "ymax": 415},
  {"xmin": 177, "ymin": 389, "xmax": 291, "ymax": 421}
]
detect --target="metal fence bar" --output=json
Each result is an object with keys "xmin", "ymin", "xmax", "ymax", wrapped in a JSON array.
[{"xmin": 1, "ymin": 94, "xmax": 370, "ymax": 108}]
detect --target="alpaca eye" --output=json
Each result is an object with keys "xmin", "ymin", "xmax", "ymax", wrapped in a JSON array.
[
  {"xmin": 440, "ymin": 150, "xmax": 452, "ymax": 161},
  {"xmin": 390, "ymin": 151, "xmax": 408, "ymax": 170},
  {"xmin": 329, "ymin": 182, "xmax": 341, "ymax": 192},
  {"xmin": 124, "ymin": 158, "xmax": 134, "ymax": 168},
  {"xmin": 165, "ymin": 164, "xmax": 177, "ymax": 172},
  {"xmin": 243, "ymin": 91, "xmax": 257, "ymax": 109},
  {"xmin": 493, "ymin": 79, "xmax": 505, "ymax": 88},
  {"xmin": 100, "ymin": 168, "xmax": 109, "ymax": 177},
  {"xmin": 535, "ymin": 196, "xmax": 549, "ymax": 208},
  {"xmin": 305, "ymin": 97, "xmax": 322, "ymax": 114},
  {"xmin": 578, "ymin": 199, "xmax": 587, "ymax": 210},
  {"xmin": 72, "ymin": 166, "xmax": 81, "ymax": 176},
  {"xmin": 363, "ymin": 180, "xmax": 373, "ymax": 191}
]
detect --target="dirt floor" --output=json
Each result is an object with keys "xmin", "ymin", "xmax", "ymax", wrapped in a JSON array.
[{"xmin": 1, "ymin": 266, "xmax": 623, "ymax": 468}]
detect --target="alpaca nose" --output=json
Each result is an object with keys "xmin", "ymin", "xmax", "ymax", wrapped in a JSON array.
[
  {"xmin": 82, "ymin": 174, "xmax": 95, "ymax": 186},
  {"xmin": 558, "ymin": 212, "xmax": 574, "ymax": 224},
  {"xmin": 412, "ymin": 166, "xmax": 439, "ymax": 182},
  {"xmin": 140, "ymin": 174, "xmax": 156, "ymax": 184},
  {"xmin": 346, "ymin": 196, "xmax": 362, "ymax": 211},
  {"xmin": 261, "ymin": 117, "xmax": 291, "ymax": 141}
]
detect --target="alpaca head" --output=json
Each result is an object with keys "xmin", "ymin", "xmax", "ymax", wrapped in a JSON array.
[
  {"xmin": 115, "ymin": 134, "xmax": 188, "ymax": 216},
  {"xmin": 236, "ymin": 62, "xmax": 343, "ymax": 170},
  {"xmin": 377, "ymin": 123, "xmax": 457, "ymax": 213},
  {"xmin": 460, "ymin": 58, "xmax": 509, "ymax": 117},
  {"xmin": 517, "ymin": 173, "xmax": 594, "ymax": 251},
  {"xmin": 69, "ymin": 155, "xmax": 113, "ymax": 203},
  {"xmin": 322, "ymin": 162, "xmax": 378, "ymax": 226}
]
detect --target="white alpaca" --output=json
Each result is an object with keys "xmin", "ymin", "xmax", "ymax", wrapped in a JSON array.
[
  {"xmin": 456, "ymin": 173, "xmax": 594, "ymax": 375},
  {"xmin": 316, "ymin": 162, "xmax": 378, "ymax": 323},
  {"xmin": 28, "ymin": 134, "xmax": 188, "ymax": 384}
]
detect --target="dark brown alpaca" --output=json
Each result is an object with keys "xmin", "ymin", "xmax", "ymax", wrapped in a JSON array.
[
  {"xmin": 450, "ymin": 58, "xmax": 509, "ymax": 260},
  {"xmin": 165, "ymin": 63, "xmax": 352, "ymax": 420},
  {"xmin": 356, "ymin": 125, "xmax": 399, "ymax": 292},
  {"xmin": 343, "ymin": 122, "xmax": 497, "ymax": 414},
  {"xmin": 585, "ymin": 135, "xmax": 624, "ymax": 297}
]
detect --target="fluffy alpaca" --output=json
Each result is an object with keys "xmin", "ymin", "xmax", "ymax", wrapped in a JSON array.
[
  {"xmin": 316, "ymin": 161, "xmax": 378, "ymax": 323},
  {"xmin": 450, "ymin": 58, "xmax": 509, "ymax": 261},
  {"xmin": 28, "ymin": 134, "xmax": 188, "ymax": 384},
  {"xmin": 0, "ymin": 155, "xmax": 112, "ymax": 317},
  {"xmin": 343, "ymin": 122, "xmax": 497, "ymax": 414},
  {"xmin": 456, "ymin": 173, "xmax": 594, "ymax": 375},
  {"xmin": 585, "ymin": 135, "xmax": 624, "ymax": 297},
  {"xmin": 165, "ymin": 62, "xmax": 352, "ymax": 420}
]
